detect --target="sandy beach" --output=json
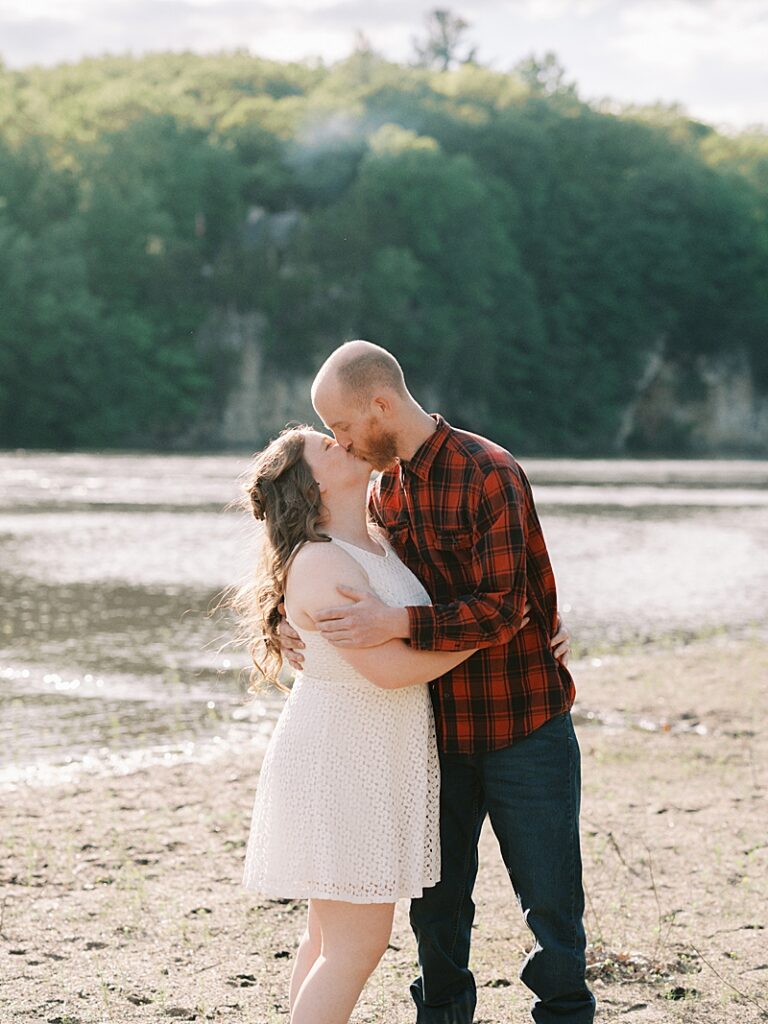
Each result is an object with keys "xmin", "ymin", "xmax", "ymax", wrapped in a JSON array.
[{"xmin": 3, "ymin": 634, "xmax": 767, "ymax": 1024}]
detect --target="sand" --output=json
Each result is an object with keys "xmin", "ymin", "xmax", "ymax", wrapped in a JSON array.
[{"xmin": 2, "ymin": 634, "xmax": 767, "ymax": 1023}]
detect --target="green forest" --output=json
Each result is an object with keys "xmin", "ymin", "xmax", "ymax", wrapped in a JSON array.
[{"xmin": 1, "ymin": 24, "xmax": 767, "ymax": 453}]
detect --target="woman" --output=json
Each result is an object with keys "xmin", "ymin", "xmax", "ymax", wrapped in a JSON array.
[{"xmin": 236, "ymin": 425, "xmax": 477, "ymax": 1024}]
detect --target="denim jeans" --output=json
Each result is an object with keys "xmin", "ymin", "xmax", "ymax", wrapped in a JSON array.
[{"xmin": 409, "ymin": 712, "xmax": 596, "ymax": 1024}]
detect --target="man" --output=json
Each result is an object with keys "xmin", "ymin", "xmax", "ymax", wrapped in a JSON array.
[{"xmin": 280, "ymin": 340, "xmax": 596, "ymax": 1023}]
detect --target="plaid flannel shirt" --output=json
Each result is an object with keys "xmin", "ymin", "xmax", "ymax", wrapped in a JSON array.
[{"xmin": 368, "ymin": 414, "xmax": 575, "ymax": 754}]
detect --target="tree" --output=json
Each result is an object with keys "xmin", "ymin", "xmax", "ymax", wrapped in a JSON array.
[
  {"xmin": 514, "ymin": 52, "xmax": 577, "ymax": 98},
  {"xmin": 1, "ymin": 48, "xmax": 767, "ymax": 453},
  {"xmin": 295, "ymin": 128, "xmax": 546, "ymax": 441},
  {"xmin": 412, "ymin": 9, "xmax": 478, "ymax": 71}
]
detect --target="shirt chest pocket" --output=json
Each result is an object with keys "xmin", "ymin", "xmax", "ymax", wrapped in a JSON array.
[{"xmin": 426, "ymin": 527, "xmax": 478, "ymax": 584}]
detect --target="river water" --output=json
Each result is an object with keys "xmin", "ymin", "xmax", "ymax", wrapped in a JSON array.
[{"xmin": 1, "ymin": 451, "xmax": 766, "ymax": 789}]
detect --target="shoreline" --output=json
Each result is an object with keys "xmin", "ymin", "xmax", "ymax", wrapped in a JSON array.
[
  {"xmin": 5, "ymin": 623, "xmax": 764, "ymax": 795},
  {"xmin": 2, "ymin": 634, "xmax": 767, "ymax": 1023}
]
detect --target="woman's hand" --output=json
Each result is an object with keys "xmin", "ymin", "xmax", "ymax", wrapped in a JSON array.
[
  {"xmin": 277, "ymin": 602, "xmax": 305, "ymax": 671},
  {"xmin": 551, "ymin": 615, "xmax": 571, "ymax": 665}
]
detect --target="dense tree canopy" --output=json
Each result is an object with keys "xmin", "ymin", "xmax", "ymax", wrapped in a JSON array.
[{"xmin": 0, "ymin": 46, "xmax": 766, "ymax": 451}]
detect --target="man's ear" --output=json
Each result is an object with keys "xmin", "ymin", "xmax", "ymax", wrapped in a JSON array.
[{"xmin": 372, "ymin": 394, "xmax": 392, "ymax": 416}]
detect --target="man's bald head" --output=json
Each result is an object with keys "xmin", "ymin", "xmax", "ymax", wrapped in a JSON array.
[
  {"xmin": 312, "ymin": 340, "xmax": 407, "ymax": 409},
  {"xmin": 311, "ymin": 340, "xmax": 430, "ymax": 470}
]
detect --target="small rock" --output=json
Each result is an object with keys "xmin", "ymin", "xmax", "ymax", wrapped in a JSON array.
[
  {"xmin": 663, "ymin": 986, "xmax": 698, "ymax": 1000},
  {"xmin": 127, "ymin": 993, "xmax": 153, "ymax": 1005},
  {"xmin": 228, "ymin": 973, "xmax": 258, "ymax": 987}
]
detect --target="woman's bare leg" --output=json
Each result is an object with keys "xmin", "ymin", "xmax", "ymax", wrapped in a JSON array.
[
  {"xmin": 289, "ymin": 901, "xmax": 322, "ymax": 1013},
  {"xmin": 291, "ymin": 899, "xmax": 395, "ymax": 1024}
]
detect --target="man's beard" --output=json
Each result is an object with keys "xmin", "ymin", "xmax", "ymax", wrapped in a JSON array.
[{"xmin": 356, "ymin": 429, "xmax": 399, "ymax": 471}]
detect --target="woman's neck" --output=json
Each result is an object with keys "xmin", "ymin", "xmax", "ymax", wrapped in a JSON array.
[{"xmin": 321, "ymin": 492, "xmax": 376, "ymax": 550}]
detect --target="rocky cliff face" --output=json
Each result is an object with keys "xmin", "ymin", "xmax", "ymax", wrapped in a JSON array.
[
  {"xmin": 183, "ymin": 307, "xmax": 317, "ymax": 450},
  {"xmin": 623, "ymin": 351, "xmax": 768, "ymax": 455},
  {"xmin": 219, "ymin": 332, "xmax": 316, "ymax": 448},
  {"xmin": 190, "ymin": 309, "xmax": 767, "ymax": 455}
]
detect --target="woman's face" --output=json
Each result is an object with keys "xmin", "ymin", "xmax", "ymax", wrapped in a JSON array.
[{"xmin": 302, "ymin": 430, "xmax": 371, "ymax": 500}]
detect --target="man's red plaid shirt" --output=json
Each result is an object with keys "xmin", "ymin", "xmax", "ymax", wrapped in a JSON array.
[{"xmin": 368, "ymin": 414, "xmax": 575, "ymax": 755}]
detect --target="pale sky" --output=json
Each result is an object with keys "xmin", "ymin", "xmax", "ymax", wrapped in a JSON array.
[{"xmin": 1, "ymin": 0, "xmax": 766, "ymax": 130}]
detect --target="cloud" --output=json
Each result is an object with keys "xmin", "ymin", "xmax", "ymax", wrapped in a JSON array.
[
  {"xmin": 517, "ymin": 0, "xmax": 613, "ymax": 20},
  {"xmin": 594, "ymin": 0, "xmax": 768, "ymax": 125},
  {"xmin": 615, "ymin": 0, "xmax": 768, "ymax": 70},
  {"xmin": 0, "ymin": 0, "xmax": 765, "ymax": 127},
  {"xmin": 0, "ymin": 0, "xmax": 416, "ymax": 66}
]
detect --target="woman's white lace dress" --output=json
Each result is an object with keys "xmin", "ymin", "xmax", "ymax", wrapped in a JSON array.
[{"xmin": 242, "ymin": 533, "xmax": 441, "ymax": 903}]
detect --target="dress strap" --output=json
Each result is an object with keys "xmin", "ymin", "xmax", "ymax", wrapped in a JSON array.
[{"xmin": 328, "ymin": 535, "xmax": 388, "ymax": 562}]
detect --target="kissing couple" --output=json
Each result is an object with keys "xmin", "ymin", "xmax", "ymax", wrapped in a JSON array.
[{"xmin": 238, "ymin": 340, "xmax": 595, "ymax": 1024}]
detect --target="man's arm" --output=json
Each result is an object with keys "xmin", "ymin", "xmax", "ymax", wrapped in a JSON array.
[
  {"xmin": 287, "ymin": 542, "xmax": 477, "ymax": 688},
  {"xmin": 317, "ymin": 466, "xmax": 529, "ymax": 653},
  {"xmin": 406, "ymin": 466, "xmax": 528, "ymax": 652}
]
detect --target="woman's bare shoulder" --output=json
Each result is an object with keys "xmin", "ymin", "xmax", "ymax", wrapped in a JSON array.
[
  {"xmin": 290, "ymin": 538, "xmax": 355, "ymax": 571},
  {"xmin": 286, "ymin": 539, "xmax": 370, "ymax": 598}
]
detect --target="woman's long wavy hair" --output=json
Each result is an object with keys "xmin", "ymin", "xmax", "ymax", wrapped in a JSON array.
[{"xmin": 229, "ymin": 426, "xmax": 330, "ymax": 693}]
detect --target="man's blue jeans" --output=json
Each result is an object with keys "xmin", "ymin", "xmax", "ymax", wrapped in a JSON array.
[{"xmin": 409, "ymin": 712, "xmax": 596, "ymax": 1023}]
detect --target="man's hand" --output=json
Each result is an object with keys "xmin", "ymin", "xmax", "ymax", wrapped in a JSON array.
[
  {"xmin": 551, "ymin": 614, "xmax": 571, "ymax": 666},
  {"xmin": 316, "ymin": 592, "xmax": 536, "ymax": 650},
  {"xmin": 277, "ymin": 602, "xmax": 305, "ymax": 672},
  {"xmin": 281, "ymin": 590, "xmax": 559, "ymax": 660},
  {"xmin": 315, "ymin": 587, "xmax": 409, "ymax": 648}
]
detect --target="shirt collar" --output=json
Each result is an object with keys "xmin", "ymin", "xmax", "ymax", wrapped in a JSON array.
[{"xmin": 399, "ymin": 413, "xmax": 451, "ymax": 480}]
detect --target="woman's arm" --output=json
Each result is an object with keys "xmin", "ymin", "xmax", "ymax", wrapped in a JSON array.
[{"xmin": 285, "ymin": 543, "xmax": 477, "ymax": 690}]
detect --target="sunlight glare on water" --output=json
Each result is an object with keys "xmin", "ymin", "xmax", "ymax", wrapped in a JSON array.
[{"xmin": 1, "ymin": 451, "xmax": 766, "ymax": 788}]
